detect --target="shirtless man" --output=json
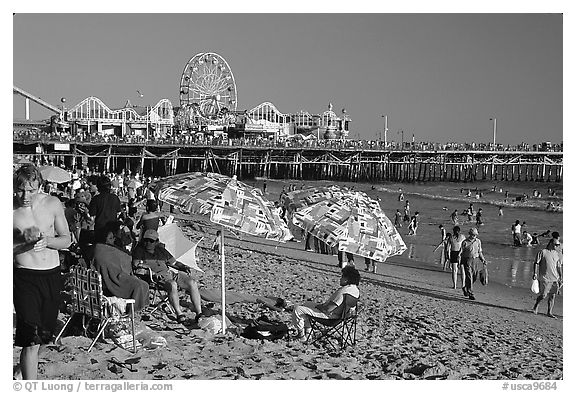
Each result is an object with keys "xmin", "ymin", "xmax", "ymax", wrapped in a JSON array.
[{"xmin": 13, "ymin": 165, "xmax": 71, "ymax": 379}]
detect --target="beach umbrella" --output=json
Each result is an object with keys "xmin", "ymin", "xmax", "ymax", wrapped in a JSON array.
[
  {"xmin": 127, "ymin": 179, "xmax": 143, "ymax": 189},
  {"xmin": 14, "ymin": 156, "xmax": 33, "ymax": 166},
  {"xmin": 281, "ymin": 185, "xmax": 347, "ymax": 212},
  {"xmin": 290, "ymin": 188, "xmax": 407, "ymax": 263},
  {"xmin": 39, "ymin": 165, "xmax": 71, "ymax": 184},
  {"xmin": 152, "ymin": 172, "xmax": 292, "ymax": 333}
]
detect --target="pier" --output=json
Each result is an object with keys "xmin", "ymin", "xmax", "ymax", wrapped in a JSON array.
[{"xmin": 13, "ymin": 140, "xmax": 563, "ymax": 183}]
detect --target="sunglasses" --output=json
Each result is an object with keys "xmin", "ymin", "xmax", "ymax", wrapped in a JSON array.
[{"xmin": 144, "ymin": 238, "xmax": 157, "ymax": 243}]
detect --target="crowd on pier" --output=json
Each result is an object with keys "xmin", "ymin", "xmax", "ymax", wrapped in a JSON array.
[{"xmin": 14, "ymin": 126, "xmax": 562, "ymax": 153}]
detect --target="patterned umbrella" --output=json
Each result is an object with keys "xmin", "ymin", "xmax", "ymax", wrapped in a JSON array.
[
  {"xmin": 154, "ymin": 172, "xmax": 291, "ymax": 242},
  {"xmin": 152, "ymin": 172, "xmax": 292, "ymax": 333},
  {"xmin": 289, "ymin": 186, "xmax": 406, "ymax": 263}
]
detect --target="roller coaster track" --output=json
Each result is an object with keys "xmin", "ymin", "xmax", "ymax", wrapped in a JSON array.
[{"xmin": 13, "ymin": 85, "xmax": 61, "ymax": 114}]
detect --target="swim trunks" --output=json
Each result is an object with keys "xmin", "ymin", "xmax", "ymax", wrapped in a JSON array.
[
  {"xmin": 13, "ymin": 266, "xmax": 63, "ymax": 347},
  {"xmin": 449, "ymin": 250, "xmax": 460, "ymax": 264}
]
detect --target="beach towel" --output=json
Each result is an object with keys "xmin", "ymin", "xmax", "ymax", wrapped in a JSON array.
[{"xmin": 92, "ymin": 244, "xmax": 149, "ymax": 311}]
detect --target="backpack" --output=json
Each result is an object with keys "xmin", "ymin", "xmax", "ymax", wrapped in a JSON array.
[{"xmin": 242, "ymin": 315, "xmax": 289, "ymax": 341}]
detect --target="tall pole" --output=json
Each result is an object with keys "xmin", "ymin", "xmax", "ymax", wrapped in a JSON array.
[
  {"xmin": 491, "ymin": 117, "xmax": 497, "ymax": 148},
  {"xmin": 381, "ymin": 115, "xmax": 388, "ymax": 147},
  {"xmin": 220, "ymin": 227, "xmax": 226, "ymax": 334},
  {"xmin": 146, "ymin": 105, "xmax": 150, "ymax": 141}
]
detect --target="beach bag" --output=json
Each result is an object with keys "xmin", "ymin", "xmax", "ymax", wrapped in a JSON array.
[
  {"xmin": 479, "ymin": 265, "xmax": 488, "ymax": 285},
  {"xmin": 242, "ymin": 315, "xmax": 288, "ymax": 341},
  {"xmin": 531, "ymin": 279, "xmax": 540, "ymax": 294},
  {"xmin": 198, "ymin": 315, "xmax": 233, "ymax": 335}
]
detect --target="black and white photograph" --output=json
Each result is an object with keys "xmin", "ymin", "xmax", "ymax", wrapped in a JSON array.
[{"xmin": 9, "ymin": 5, "xmax": 568, "ymax": 386}]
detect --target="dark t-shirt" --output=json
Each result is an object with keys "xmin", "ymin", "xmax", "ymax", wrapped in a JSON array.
[{"xmin": 89, "ymin": 192, "xmax": 121, "ymax": 231}]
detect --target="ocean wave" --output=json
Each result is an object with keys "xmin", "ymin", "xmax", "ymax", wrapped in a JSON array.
[{"xmin": 377, "ymin": 186, "xmax": 563, "ymax": 213}]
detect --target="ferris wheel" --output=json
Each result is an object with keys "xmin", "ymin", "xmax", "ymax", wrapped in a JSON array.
[{"xmin": 179, "ymin": 52, "xmax": 238, "ymax": 118}]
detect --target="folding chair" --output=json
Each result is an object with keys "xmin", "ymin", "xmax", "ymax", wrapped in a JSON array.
[
  {"xmin": 306, "ymin": 294, "xmax": 360, "ymax": 351},
  {"xmin": 135, "ymin": 267, "xmax": 174, "ymax": 317},
  {"xmin": 55, "ymin": 266, "xmax": 137, "ymax": 353}
]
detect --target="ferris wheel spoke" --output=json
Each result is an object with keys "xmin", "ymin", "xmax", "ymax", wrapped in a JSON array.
[{"xmin": 179, "ymin": 52, "xmax": 237, "ymax": 123}]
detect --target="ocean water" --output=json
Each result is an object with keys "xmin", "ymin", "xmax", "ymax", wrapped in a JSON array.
[{"xmin": 253, "ymin": 178, "xmax": 563, "ymax": 292}]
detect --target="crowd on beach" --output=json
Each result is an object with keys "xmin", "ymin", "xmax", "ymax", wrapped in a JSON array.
[
  {"xmin": 13, "ymin": 160, "xmax": 562, "ymax": 380},
  {"xmin": 13, "ymin": 163, "xmax": 366, "ymax": 380},
  {"xmin": 390, "ymin": 186, "xmax": 562, "ymax": 312}
]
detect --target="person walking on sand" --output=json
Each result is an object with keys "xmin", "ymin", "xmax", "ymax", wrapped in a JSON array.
[
  {"xmin": 466, "ymin": 203, "xmax": 474, "ymax": 222},
  {"xmin": 212, "ymin": 230, "xmax": 222, "ymax": 252},
  {"xmin": 512, "ymin": 220, "xmax": 522, "ymax": 246},
  {"xmin": 532, "ymin": 238, "xmax": 563, "ymax": 318},
  {"xmin": 475, "ymin": 208, "xmax": 483, "ymax": 226},
  {"xmin": 451, "ymin": 209, "xmax": 459, "ymax": 225},
  {"xmin": 407, "ymin": 212, "xmax": 419, "ymax": 236},
  {"xmin": 498, "ymin": 206, "xmax": 503, "ymax": 217},
  {"xmin": 403, "ymin": 201, "xmax": 410, "ymax": 222},
  {"xmin": 13, "ymin": 165, "xmax": 72, "ymax": 379},
  {"xmin": 394, "ymin": 209, "xmax": 403, "ymax": 228},
  {"xmin": 448, "ymin": 226, "xmax": 466, "ymax": 290},
  {"xmin": 438, "ymin": 224, "xmax": 446, "ymax": 244},
  {"xmin": 460, "ymin": 227, "xmax": 487, "ymax": 300},
  {"xmin": 433, "ymin": 229, "xmax": 451, "ymax": 271}
]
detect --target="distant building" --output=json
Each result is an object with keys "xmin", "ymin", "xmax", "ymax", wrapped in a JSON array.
[{"xmin": 46, "ymin": 96, "xmax": 351, "ymax": 141}]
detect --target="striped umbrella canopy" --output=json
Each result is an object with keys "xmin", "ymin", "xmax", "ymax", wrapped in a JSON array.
[
  {"xmin": 153, "ymin": 172, "xmax": 292, "ymax": 242},
  {"xmin": 290, "ymin": 188, "xmax": 406, "ymax": 263}
]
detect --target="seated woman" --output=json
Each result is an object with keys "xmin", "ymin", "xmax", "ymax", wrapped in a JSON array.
[
  {"xmin": 291, "ymin": 265, "xmax": 360, "ymax": 339},
  {"xmin": 92, "ymin": 221, "xmax": 150, "ymax": 311}
]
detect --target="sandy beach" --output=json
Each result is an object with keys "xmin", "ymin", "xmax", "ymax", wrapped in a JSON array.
[{"xmin": 13, "ymin": 179, "xmax": 563, "ymax": 380}]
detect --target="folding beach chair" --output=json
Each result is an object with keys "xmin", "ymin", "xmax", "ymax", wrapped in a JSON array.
[
  {"xmin": 306, "ymin": 294, "xmax": 360, "ymax": 351},
  {"xmin": 55, "ymin": 266, "xmax": 137, "ymax": 353},
  {"xmin": 136, "ymin": 266, "xmax": 174, "ymax": 317},
  {"xmin": 140, "ymin": 228, "xmax": 204, "ymax": 317}
]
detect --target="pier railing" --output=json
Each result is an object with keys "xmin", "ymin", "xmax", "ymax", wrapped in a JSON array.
[{"xmin": 13, "ymin": 136, "xmax": 563, "ymax": 182}]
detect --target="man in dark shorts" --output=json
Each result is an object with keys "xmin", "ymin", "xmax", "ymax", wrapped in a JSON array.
[
  {"xmin": 132, "ymin": 229, "xmax": 203, "ymax": 324},
  {"xmin": 13, "ymin": 165, "xmax": 71, "ymax": 379},
  {"xmin": 449, "ymin": 226, "xmax": 466, "ymax": 290},
  {"xmin": 532, "ymin": 238, "xmax": 563, "ymax": 318}
]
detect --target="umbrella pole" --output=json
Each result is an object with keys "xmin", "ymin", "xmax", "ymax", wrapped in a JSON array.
[{"xmin": 220, "ymin": 226, "xmax": 226, "ymax": 334}]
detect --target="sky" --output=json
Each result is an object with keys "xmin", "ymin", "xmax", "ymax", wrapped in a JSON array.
[{"xmin": 12, "ymin": 13, "xmax": 563, "ymax": 146}]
